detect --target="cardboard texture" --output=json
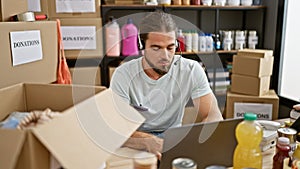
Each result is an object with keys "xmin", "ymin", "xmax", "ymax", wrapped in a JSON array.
[
  {"xmin": 225, "ymin": 90, "xmax": 279, "ymax": 120},
  {"xmin": 0, "ymin": 83, "xmax": 144, "ymax": 169},
  {"xmin": 237, "ymin": 49, "xmax": 273, "ymax": 58},
  {"xmin": 57, "ymin": 18, "xmax": 103, "ymax": 59},
  {"xmin": 70, "ymin": 66, "xmax": 101, "ymax": 86},
  {"xmin": 0, "ymin": 0, "xmax": 27, "ymax": 21},
  {"xmin": 231, "ymin": 74, "xmax": 271, "ymax": 96},
  {"xmin": 48, "ymin": 0, "xmax": 101, "ymax": 18},
  {"xmin": 0, "ymin": 21, "xmax": 57, "ymax": 89},
  {"xmin": 28, "ymin": 0, "xmax": 49, "ymax": 16},
  {"xmin": 232, "ymin": 55, "xmax": 274, "ymax": 77}
]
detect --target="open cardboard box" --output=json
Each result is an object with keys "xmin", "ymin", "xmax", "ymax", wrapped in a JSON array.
[{"xmin": 0, "ymin": 83, "xmax": 145, "ymax": 169}]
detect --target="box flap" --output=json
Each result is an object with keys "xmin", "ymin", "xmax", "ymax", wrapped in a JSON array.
[
  {"xmin": 237, "ymin": 49, "xmax": 273, "ymax": 58},
  {"xmin": 32, "ymin": 89, "xmax": 145, "ymax": 169},
  {"xmin": 0, "ymin": 129, "xmax": 26, "ymax": 169}
]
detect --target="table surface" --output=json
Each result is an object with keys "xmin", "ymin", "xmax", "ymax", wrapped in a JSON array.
[
  {"xmin": 106, "ymin": 119, "xmax": 292, "ymax": 169},
  {"xmin": 105, "ymin": 145, "xmax": 276, "ymax": 169}
]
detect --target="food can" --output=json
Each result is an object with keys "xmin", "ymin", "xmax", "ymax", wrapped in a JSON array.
[
  {"xmin": 277, "ymin": 127, "xmax": 297, "ymax": 151},
  {"xmin": 205, "ymin": 165, "xmax": 226, "ymax": 169},
  {"xmin": 172, "ymin": 158, "xmax": 197, "ymax": 169}
]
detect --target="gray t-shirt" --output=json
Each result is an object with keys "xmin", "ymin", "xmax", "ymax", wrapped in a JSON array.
[{"xmin": 110, "ymin": 55, "xmax": 212, "ymax": 132}]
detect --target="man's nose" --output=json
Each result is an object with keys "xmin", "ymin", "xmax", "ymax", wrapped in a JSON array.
[{"xmin": 160, "ymin": 48, "xmax": 169, "ymax": 58}]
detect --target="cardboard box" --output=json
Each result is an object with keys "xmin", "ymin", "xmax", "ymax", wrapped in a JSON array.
[
  {"xmin": 70, "ymin": 66, "xmax": 101, "ymax": 86},
  {"xmin": 48, "ymin": 0, "xmax": 100, "ymax": 18},
  {"xmin": 0, "ymin": 83, "xmax": 144, "ymax": 169},
  {"xmin": 225, "ymin": 90, "xmax": 279, "ymax": 120},
  {"xmin": 231, "ymin": 74, "xmax": 270, "ymax": 96},
  {"xmin": 0, "ymin": 0, "xmax": 27, "ymax": 21},
  {"xmin": 232, "ymin": 55, "xmax": 274, "ymax": 77},
  {"xmin": 0, "ymin": 21, "xmax": 57, "ymax": 89},
  {"xmin": 58, "ymin": 18, "xmax": 103, "ymax": 59},
  {"xmin": 237, "ymin": 49, "xmax": 273, "ymax": 58},
  {"xmin": 27, "ymin": 0, "xmax": 49, "ymax": 16}
]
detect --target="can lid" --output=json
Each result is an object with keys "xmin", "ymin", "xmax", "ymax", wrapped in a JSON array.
[{"xmin": 244, "ymin": 112, "xmax": 257, "ymax": 121}]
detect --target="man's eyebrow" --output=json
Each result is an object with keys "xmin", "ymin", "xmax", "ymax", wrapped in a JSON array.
[{"xmin": 150, "ymin": 43, "xmax": 176, "ymax": 48}]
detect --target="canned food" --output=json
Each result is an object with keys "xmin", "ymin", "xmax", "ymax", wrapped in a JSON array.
[
  {"xmin": 133, "ymin": 152, "xmax": 157, "ymax": 169},
  {"xmin": 205, "ymin": 165, "xmax": 226, "ymax": 169},
  {"xmin": 277, "ymin": 127, "xmax": 297, "ymax": 151},
  {"xmin": 172, "ymin": 158, "xmax": 197, "ymax": 169}
]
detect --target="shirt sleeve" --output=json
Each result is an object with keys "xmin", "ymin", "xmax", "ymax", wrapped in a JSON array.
[
  {"xmin": 109, "ymin": 66, "xmax": 131, "ymax": 104},
  {"xmin": 190, "ymin": 62, "xmax": 212, "ymax": 99}
]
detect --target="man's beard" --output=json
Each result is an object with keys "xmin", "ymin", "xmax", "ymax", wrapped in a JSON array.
[{"xmin": 144, "ymin": 56, "xmax": 169, "ymax": 76}]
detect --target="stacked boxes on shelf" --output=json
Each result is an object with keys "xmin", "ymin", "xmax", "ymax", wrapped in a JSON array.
[
  {"xmin": 225, "ymin": 49, "xmax": 279, "ymax": 120},
  {"xmin": 47, "ymin": 0, "xmax": 103, "ymax": 86}
]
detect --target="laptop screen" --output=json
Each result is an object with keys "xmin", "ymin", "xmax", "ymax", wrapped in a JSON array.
[{"xmin": 159, "ymin": 118, "xmax": 243, "ymax": 169}]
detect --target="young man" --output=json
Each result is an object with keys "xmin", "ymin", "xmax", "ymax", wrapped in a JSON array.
[{"xmin": 110, "ymin": 11, "xmax": 223, "ymax": 158}]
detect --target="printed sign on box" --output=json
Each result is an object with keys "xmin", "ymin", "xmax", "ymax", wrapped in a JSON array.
[
  {"xmin": 10, "ymin": 30, "xmax": 43, "ymax": 66},
  {"xmin": 234, "ymin": 102, "xmax": 273, "ymax": 120},
  {"xmin": 56, "ymin": 0, "xmax": 95, "ymax": 13},
  {"xmin": 61, "ymin": 26, "xmax": 96, "ymax": 50}
]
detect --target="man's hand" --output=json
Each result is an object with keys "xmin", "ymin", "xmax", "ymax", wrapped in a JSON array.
[
  {"xmin": 122, "ymin": 131, "xmax": 163, "ymax": 160},
  {"xmin": 293, "ymin": 104, "xmax": 300, "ymax": 111}
]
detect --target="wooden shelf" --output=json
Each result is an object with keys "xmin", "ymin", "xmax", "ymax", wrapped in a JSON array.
[{"xmin": 102, "ymin": 4, "xmax": 266, "ymax": 10}]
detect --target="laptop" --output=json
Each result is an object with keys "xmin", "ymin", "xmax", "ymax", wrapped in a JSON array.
[{"xmin": 159, "ymin": 118, "xmax": 243, "ymax": 169}]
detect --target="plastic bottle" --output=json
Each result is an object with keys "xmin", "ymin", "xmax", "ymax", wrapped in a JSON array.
[
  {"xmin": 105, "ymin": 17, "xmax": 121, "ymax": 57},
  {"xmin": 227, "ymin": 0, "xmax": 240, "ymax": 6},
  {"xmin": 214, "ymin": 0, "xmax": 226, "ymax": 6},
  {"xmin": 206, "ymin": 33, "xmax": 214, "ymax": 52},
  {"xmin": 241, "ymin": 0, "xmax": 252, "ymax": 6},
  {"xmin": 199, "ymin": 32, "xmax": 206, "ymax": 52},
  {"xmin": 192, "ymin": 30, "xmax": 199, "ymax": 52},
  {"xmin": 292, "ymin": 144, "xmax": 300, "ymax": 169},
  {"xmin": 248, "ymin": 30, "xmax": 258, "ymax": 49},
  {"xmin": 273, "ymin": 137, "xmax": 291, "ymax": 169},
  {"xmin": 235, "ymin": 30, "xmax": 245, "ymax": 50},
  {"xmin": 177, "ymin": 29, "xmax": 186, "ymax": 52},
  {"xmin": 214, "ymin": 33, "xmax": 221, "ymax": 50},
  {"xmin": 202, "ymin": 0, "xmax": 212, "ymax": 5},
  {"xmin": 185, "ymin": 31, "xmax": 192, "ymax": 52},
  {"xmin": 121, "ymin": 18, "xmax": 139, "ymax": 56},
  {"xmin": 158, "ymin": 0, "xmax": 171, "ymax": 5},
  {"xmin": 223, "ymin": 31, "xmax": 232, "ymax": 51},
  {"xmin": 233, "ymin": 113, "xmax": 263, "ymax": 169}
]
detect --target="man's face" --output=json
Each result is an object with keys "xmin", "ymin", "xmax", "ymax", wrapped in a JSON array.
[{"xmin": 144, "ymin": 31, "xmax": 177, "ymax": 74}]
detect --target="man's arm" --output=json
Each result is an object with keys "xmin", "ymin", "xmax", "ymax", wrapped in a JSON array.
[
  {"xmin": 123, "ymin": 131, "xmax": 163, "ymax": 160},
  {"xmin": 192, "ymin": 93, "xmax": 223, "ymax": 122}
]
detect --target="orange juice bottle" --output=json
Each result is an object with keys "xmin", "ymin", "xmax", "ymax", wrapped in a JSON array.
[{"xmin": 233, "ymin": 112, "xmax": 263, "ymax": 169}]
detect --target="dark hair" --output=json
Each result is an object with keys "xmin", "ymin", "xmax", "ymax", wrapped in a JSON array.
[{"xmin": 139, "ymin": 11, "xmax": 178, "ymax": 41}]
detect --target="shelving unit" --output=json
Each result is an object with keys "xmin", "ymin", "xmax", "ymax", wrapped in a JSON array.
[{"xmin": 100, "ymin": 4, "xmax": 267, "ymax": 91}]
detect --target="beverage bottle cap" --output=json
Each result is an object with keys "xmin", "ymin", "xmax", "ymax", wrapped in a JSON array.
[
  {"xmin": 278, "ymin": 137, "xmax": 290, "ymax": 145},
  {"xmin": 127, "ymin": 18, "xmax": 133, "ymax": 24},
  {"xmin": 244, "ymin": 112, "xmax": 257, "ymax": 121}
]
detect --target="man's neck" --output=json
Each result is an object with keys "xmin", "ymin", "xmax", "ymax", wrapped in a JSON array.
[{"xmin": 142, "ymin": 58, "xmax": 163, "ymax": 80}]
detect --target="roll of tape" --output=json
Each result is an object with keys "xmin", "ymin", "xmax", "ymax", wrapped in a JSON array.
[{"xmin": 17, "ymin": 12, "xmax": 35, "ymax": 22}]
